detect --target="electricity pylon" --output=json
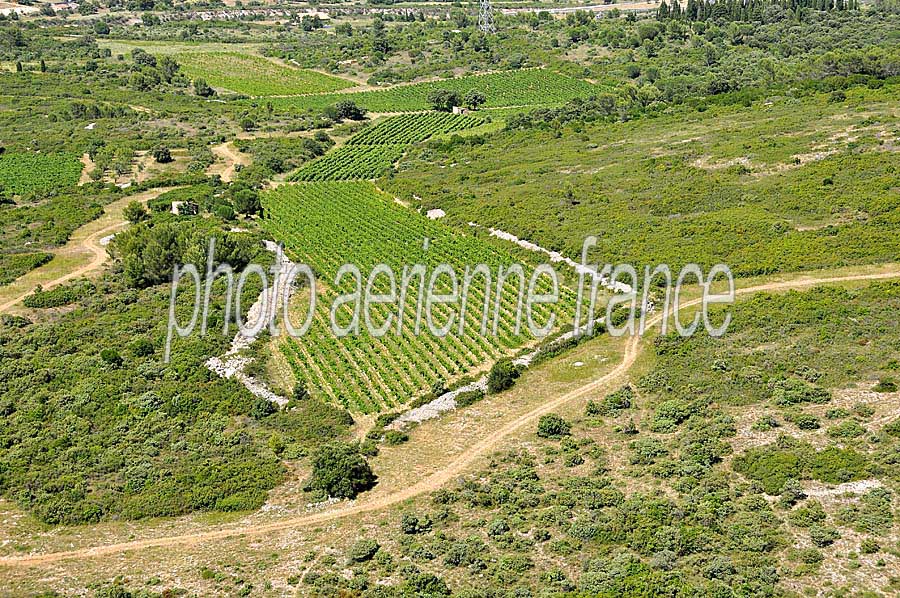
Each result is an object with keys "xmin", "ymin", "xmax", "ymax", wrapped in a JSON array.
[{"xmin": 478, "ymin": 0, "xmax": 496, "ymax": 34}]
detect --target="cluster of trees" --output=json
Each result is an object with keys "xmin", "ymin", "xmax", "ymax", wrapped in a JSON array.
[
  {"xmin": 128, "ymin": 48, "xmax": 182, "ymax": 92},
  {"xmin": 427, "ymin": 88, "xmax": 486, "ymax": 112},
  {"xmin": 658, "ymin": 0, "xmax": 860, "ymax": 22}
]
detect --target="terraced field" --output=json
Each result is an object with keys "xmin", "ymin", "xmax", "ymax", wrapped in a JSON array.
[
  {"xmin": 262, "ymin": 181, "xmax": 573, "ymax": 413},
  {"xmin": 175, "ymin": 52, "xmax": 354, "ymax": 96},
  {"xmin": 258, "ymin": 69, "xmax": 598, "ymax": 112}
]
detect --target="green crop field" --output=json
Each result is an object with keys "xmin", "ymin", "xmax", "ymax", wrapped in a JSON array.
[
  {"xmin": 348, "ymin": 113, "xmax": 486, "ymax": 145},
  {"xmin": 175, "ymin": 52, "xmax": 355, "ymax": 96},
  {"xmin": 262, "ymin": 181, "xmax": 571, "ymax": 413},
  {"xmin": 288, "ymin": 144, "xmax": 407, "ymax": 181},
  {"xmin": 290, "ymin": 113, "xmax": 488, "ymax": 181},
  {"xmin": 0, "ymin": 152, "xmax": 82, "ymax": 196},
  {"xmin": 257, "ymin": 69, "xmax": 598, "ymax": 113}
]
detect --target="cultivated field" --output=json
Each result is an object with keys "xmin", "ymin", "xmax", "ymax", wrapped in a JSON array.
[
  {"xmin": 175, "ymin": 52, "xmax": 355, "ymax": 96},
  {"xmin": 258, "ymin": 68, "xmax": 599, "ymax": 112},
  {"xmin": 262, "ymin": 181, "xmax": 574, "ymax": 412}
]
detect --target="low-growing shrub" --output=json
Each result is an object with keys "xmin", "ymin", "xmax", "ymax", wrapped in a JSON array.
[{"xmin": 537, "ymin": 414, "xmax": 571, "ymax": 439}]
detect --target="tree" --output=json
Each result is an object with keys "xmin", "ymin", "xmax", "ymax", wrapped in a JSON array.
[
  {"xmin": 152, "ymin": 146, "xmax": 173, "ymax": 164},
  {"xmin": 306, "ymin": 442, "xmax": 377, "ymax": 499},
  {"xmin": 371, "ymin": 17, "xmax": 391, "ymax": 55},
  {"xmin": 463, "ymin": 89, "xmax": 486, "ymax": 110},
  {"xmin": 329, "ymin": 100, "xmax": 366, "ymax": 121},
  {"xmin": 123, "ymin": 201, "xmax": 148, "ymax": 224},
  {"xmin": 487, "ymin": 358, "xmax": 520, "ymax": 394},
  {"xmin": 158, "ymin": 56, "xmax": 179, "ymax": 83},
  {"xmin": 233, "ymin": 189, "xmax": 261, "ymax": 216},
  {"xmin": 428, "ymin": 89, "xmax": 462, "ymax": 112},
  {"xmin": 194, "ymin": 78, "xmax": 214, "ymax": 98},
  {"xmin": 39, "ymin": 59, "xmax": 46, "ymax": 73},
  {"xmin": 93, "ymin": 20, "xmax": 110, "ymax": 35}
]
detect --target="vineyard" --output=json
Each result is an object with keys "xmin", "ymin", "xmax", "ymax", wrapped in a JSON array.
[
  {"xmin": 347, "ymin": 113, "xmax": 486, "ymax": 146},
  {"xmin": 262, "ymin": 182, "xmax": 574, "ymax": 413},
  {"xmin": 288, "ymin": 144, "xmax": 406, "ymax": 181},
  {"xmin": 0, "ymin": 152, "xmax": 82, "ymax": 196},
  {"xmin": 256, "ymin": 69, "xmax": 598, "ymax": 113},
  {"xmin": 175, "ymin": 52, "xmax": 355, "ymax": 96},
  {"xmin": 290, "ymin": 113, "xmax": 486, "ymax": 181}
]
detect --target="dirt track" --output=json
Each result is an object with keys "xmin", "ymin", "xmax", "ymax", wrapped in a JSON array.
[
  {"xmin": 2, "ymin": 268, "xmax": 898, "ymax": 567},
  {"xmin": 0, "ymin": 188, "xmax": 174, "ymax": 314},
  {"xmin": 207, "ymin": 142, "xmax": 251, "ymax": 182}
]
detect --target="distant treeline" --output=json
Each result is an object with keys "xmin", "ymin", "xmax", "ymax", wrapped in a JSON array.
[{"xmin": 658, "ymin": 0, "xmax": 861, "ymax": 21}]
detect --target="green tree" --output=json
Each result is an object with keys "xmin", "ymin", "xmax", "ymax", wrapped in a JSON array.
[
  {"xmin": 427, "ymin": 89, "xmax": 462, "ymax": 112},
  {"xmin": 194, "ymin": 78, "xmax": 214, "ymax": 98},
  {"xmin": 123, "ymin": 201, "xmax": 148, "ymax": 224},
  {"xmin": 233, "ymin": 189, "xmax": 261, "ymax": 216},
  {"xmin": 487, "ymin": 358, "xmax": 520, "ymax": 394},
  {"xmin": 306, "ymin": 442, "xmax": 377, "ymax": 499},
  {"xmin": 152, "ymin": 146, "xmax": 173, "ymax": 164},
  {"xmin": 463, "ymin": 89, "xmax": 486, "ymax": 110},
  {"xmin": 537, "ymin": 413, "xmax": 571, "ymax": 439}
]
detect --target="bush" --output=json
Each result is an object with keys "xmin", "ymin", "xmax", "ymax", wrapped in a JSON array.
[
  {"xmin": 100, "ymin": 348, "xmax": 122, "ymax": 367},
  {"xmin": 771, "ymin": 379, "xmax": 831, "ymax": 406},
  {"xmin": 487, "ymin": 359, "xmax": 520, "ymax": 394},
  {"xmin": 796, "ymin": 547, "xmax": 824, "ymax": 564},
  {"xmin": 384, "ymin": 430, "xmax": 408, "ymax": 445},
  {"xmin": 586, "ymin": 385, "xmax": 633, "ymax": 417},
  {"xmin": 827, "ymin": 420, "xmax": 866, "ymax": 438},
  {"xmin": 400, "ymin": 512, "xmax": 432, "ymax": 535},
  {"xmin": 123, "ymin": 201, "xmax": 148, "ymax": 224},
  {"xmin": 305, "ymin": 442, "xmax": 377, "ymax": 499},
  {"xmin": 152, "ymin": 146, "xmax": 173, "ymax": 164},
  {"xmin": 455, "ymin": 389, "xmax": 485, "ymax": 408},
  {"xmin": 873, "ymin": 378, "xmax": 897, "ymax": 393},
  {"xmin": 786, "ymin": 412, "xmax": 820, "ymax": 430},
  {"xmin": 348, "ymin": 539, "xmax": 380, "ymax": 562},
  {"xmin": 537, "ymin": 414, "xmax": 571, "ymax": 439},
  {"xmin": 809, "ymin": 525, "xmax": 840, "ymax": 547}
]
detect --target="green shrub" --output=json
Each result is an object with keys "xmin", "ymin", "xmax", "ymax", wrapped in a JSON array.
[
  {"xmin": 537, "ymin": 414, "xmax": 571, "ymax": 439},
  {"xmin": 487, "ymin": 359, "xmax": 521, "ymax": 394},
  {"xmin": 305, "ymin": 442, "xmax": 377, "ymax": 499},
  {"xmin": 809, "ymin": 525, "xmax": 840, "ymax": 547},
  {"xmin": 827, "ymin": 420, "xmax": 866, "ymax": 439},
  {"xmin": 771, "ymin": 379, "xmax": 831, "ymax": 406},
  {"xmin": 873, "ymin": 378, "xmax": 897, "ymax": 393},
  {"xmin": 348, "ymin": 539, "xmax": 380, "ymax": 563},
  {"xmin": 455, "ymin": 389, "xmax": 485, "ymax": 408},
  {"xmin": 586, "ymin": 385, "xmax": 634, "ymax": 417},
  {"xmin": 384, "ymin": 430, "xmax": 408, "ymax": 445}
]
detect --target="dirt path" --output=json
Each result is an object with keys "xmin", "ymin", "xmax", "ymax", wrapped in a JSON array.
[
  {"xmin": 207, "ymin": 141, "xmax": 251, "ymax": 182},
  {"xmin": 2, "ymin": 268, "xmax": 898, "ymax": 566},
  {"xmin": 77, "ymin": 153, "xmax": 96, "ymax": 186},
  {"xmin": 0, "ymin": 188, "xmax": 174, "ymax": 314}
]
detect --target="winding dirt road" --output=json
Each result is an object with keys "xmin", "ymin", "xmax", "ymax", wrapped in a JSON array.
[
  {"xmin": 1, "ymin": 268, "xmax": 898, "ymax": 567},
  {"xmin": 207, "ymin": 142, "xmax": 251, "ymax": 183},
  {"xmin": 0, "ymin": 188, "xmax": 174, "ymax": 314}
]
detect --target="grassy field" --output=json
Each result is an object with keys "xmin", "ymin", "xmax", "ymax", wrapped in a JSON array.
[
  {"xmin": 174, "ymin": 52, "xmax": 355, "ymax": 96},
  {"xmin": 382, "ymin": 84, "xmax": 900, "ymax": 278}
]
